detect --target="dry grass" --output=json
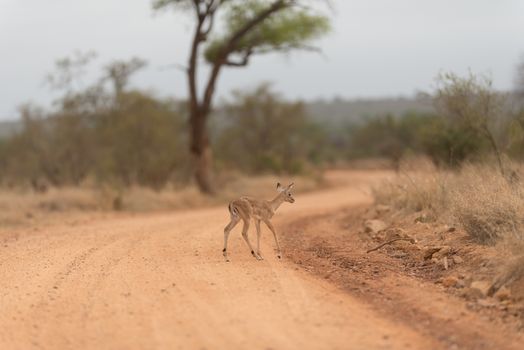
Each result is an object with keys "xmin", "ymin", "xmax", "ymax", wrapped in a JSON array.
[
  {"xmin": 373, "ymin": 159, "xmax": 524, "ymax": 292},
  {"xmin": 450, "ymin": 165, "xmax": 524, "ymax": 244},
  {"xmin": 373, "ymin": 161, "xmax": 524, "ymax": 245},
  {"xmin": 372, "ymin": 159, "xmax": 450, "ymax": 219},
  {"xmin": 0, "ymin": 172, "xmax": 322, "ymax": 227},
  {"xmin": 0, "ymin": 187, "xmax": 103, "ymax": 227}
]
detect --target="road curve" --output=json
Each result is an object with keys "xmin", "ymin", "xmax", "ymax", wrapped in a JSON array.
[{"xmin": 1, "ymin": 170, "xmax": 438, "ymax": 350}]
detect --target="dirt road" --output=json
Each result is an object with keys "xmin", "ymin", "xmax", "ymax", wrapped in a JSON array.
[{"xmin": 0, "ymin": 171, "xmax": 485, "ymax": 349}]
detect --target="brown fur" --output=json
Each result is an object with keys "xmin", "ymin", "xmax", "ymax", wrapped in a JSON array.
[{"xmin": 223, "ymin": 183, "xmax": 295, "ymax": 261}]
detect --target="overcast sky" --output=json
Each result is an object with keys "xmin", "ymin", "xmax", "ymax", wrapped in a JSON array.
[{"xmin": 1, "ymin": 0, "xmax": 523, "ymax": 119}]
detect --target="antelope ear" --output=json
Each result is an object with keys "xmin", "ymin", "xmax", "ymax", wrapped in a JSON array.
[
  {"xmin": 288, "ymin": 182, "xmax": 295, "ymax": 189},
  {"xmin": 277, "ymin": 182, "xmax": 284, "ymax": 192}
]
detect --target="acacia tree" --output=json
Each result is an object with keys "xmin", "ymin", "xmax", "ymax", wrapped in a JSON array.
[
  {"xmin": 152, "ymin": 0, "xmax": 330, "ymax": 193},
  {"xmin": 435, "ymin": 72, "xmax": 507, "ymax": 175}
]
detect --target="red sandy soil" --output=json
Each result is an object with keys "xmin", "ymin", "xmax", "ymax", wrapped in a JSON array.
[{"xmin": 1, "ymin": 170, "xmax": 522, "ymax": 349}]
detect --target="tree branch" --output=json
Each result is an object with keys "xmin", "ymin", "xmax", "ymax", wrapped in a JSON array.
[
  {"xmin": 201, "ymin": 0, "xmax": 291, "ymax": 113},
  {"xmin": 224, "ymin": 48, "xmax": 253, "ymax": 67},
  {"xmin": 200, "ymin": 0, "xmax": 219, "ymax": 38},
  {"xmin": 252, "ymin": 44, "xmax": 322, "ymax": 55},
  {"xmin": 188, "ymin": 0, "xmax": 220, "ymax": 111},
  {"xmin": 224, "ymin": 58, "xmax": 249, "ymax": 67}
]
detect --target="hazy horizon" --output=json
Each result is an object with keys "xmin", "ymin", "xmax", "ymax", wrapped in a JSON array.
[{"xmin": 1, "ymin": 0, "xmax": 523, "ymax": 119}]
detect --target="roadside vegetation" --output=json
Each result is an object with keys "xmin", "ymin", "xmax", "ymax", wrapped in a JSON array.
[
  {"xmin": 367, "ymin": 66, "xmax": 524, "ymax": 313},
  {"xmin": 371, "ymin": 69, "xmax": 524, "ymax": 241}
]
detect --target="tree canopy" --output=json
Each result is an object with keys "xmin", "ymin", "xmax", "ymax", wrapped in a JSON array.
[{"xmin": 203, "ymin": 1, "xmax": 330, "ymax": 64}]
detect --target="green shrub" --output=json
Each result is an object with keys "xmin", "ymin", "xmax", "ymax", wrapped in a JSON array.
[
  {"xmin": 215, "ymin": 84, "xmax": 325, "ymax": 174},
  {"xmin": 420, "ymin": 117, "xmax": 489, "ymax": 168}
]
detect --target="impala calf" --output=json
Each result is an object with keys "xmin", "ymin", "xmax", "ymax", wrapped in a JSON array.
[{"xmin": 222, "ymin": 182, "xmax": 295, "ymax": 262}]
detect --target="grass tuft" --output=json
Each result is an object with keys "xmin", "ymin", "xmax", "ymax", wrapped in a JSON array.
[{"xmin": 374, "ymin": 162, "xmax": 524, "ymax": 245}]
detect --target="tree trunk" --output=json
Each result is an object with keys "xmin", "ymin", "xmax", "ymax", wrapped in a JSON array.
[
  {"xmin": 183, "ymin": 0, "xmax": 287, "ymax": 194},
  {"xmin": 190, "ymin": 107, "xmax": 215, "ymax": 194},
  {"xmin": 193, "ymin": 144, "xmax": 214, "ymax": 194}
]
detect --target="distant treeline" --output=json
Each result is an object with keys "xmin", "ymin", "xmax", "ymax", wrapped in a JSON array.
[
  {"xmin": 0, "ymin": 76, "xmax": 337, "ymax": 190},
  {"xmin": 349, "ymin": 73, "xmax": 524, "ymax": 173},
  {"xmin": 1, "ymin": 59, "xmax": 524, "ymax": 190}
]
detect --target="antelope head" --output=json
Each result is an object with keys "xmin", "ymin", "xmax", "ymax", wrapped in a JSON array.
[{"xmin": 277, "ymin": 182, "xmax": 295, "ymax": 203}]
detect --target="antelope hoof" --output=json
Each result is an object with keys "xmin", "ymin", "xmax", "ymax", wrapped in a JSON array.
[{"xmin": 251, "ymin": 250, "xmax": 263, "ymax": 260}]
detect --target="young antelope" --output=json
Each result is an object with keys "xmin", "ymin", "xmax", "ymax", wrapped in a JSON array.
[{"xmin": 222, "ymin": 182, "xmax": 295, "ymax": 262}]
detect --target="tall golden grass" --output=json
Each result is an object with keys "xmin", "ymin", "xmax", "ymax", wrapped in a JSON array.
[{"xmin": 374, "ymin": 160, "xmax": 524, "ymax": 245}]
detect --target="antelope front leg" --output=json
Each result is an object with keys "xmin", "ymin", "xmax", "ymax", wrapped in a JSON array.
[
  {"xmin": 255, "ymin": 220, "xmax": 263, "ymax": 260},
  {"xmin": 264, "ymin": 220, "xmax": 282, "ymax": 259},
  {"xmin": 223, "ymin": 216, "xmax": 239, "ymax": 262}
]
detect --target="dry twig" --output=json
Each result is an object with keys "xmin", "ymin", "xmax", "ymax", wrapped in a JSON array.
[{"xmin": 366, "ymin": 237, "xmax": 416, "ymax": 253}]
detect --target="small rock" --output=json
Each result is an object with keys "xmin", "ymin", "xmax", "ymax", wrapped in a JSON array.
[
  {"xmin": 433, "ymin": 246, "xmax": 452, "ymax": 259},
  {"xmin": 364, "ymin": 219, "xmax": 387, "ymax": 234},
  {"xmin": 442, "ymin": 276, "xmax": 459, "ymax": 288},
  {"xmin": 470, "ymin": 280, "xmax": 491, "ymax": 299},
  {"xmin": 494, "ymin": 286, "xmax": 511, "ymax": 301},
  {"xmin": 424, "ymin": 247, "xmax": 442, "ymax": 260},
  {"xmin": 452, "ymin": 255, "xmax": 464, "ymax": 264}
]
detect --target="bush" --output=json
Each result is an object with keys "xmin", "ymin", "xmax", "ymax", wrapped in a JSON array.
[
  {"xmin": 215, "ymin": 84, "xmax": 327, "ymax": 174},
  {"xmin": 373, "ymin": 163, "xmax": 524, "ymax": 245},
  {"xmin": 349, "ymin": 114, "xmax": 406, "ymax": 167},
  {"xmin": 434, "ymin": 72, "xmax": 508, "ymax": 174},
  {"xmin": 0, "ymin": 90, "xmax": 187, "ymax": 189},
  {"xmin": 420, "ymin": 117, "xmax": 489, "ymax": 168},
  {"xmin": 349, "ymin": 111, "xmax": 494, "ymax": 169},
  {"xmin": 94, "ymin": 92, "xmax": 187, "ymax": 189}
]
